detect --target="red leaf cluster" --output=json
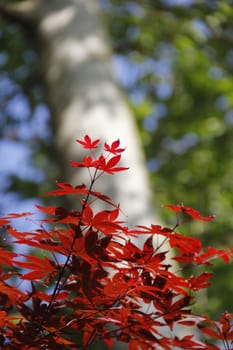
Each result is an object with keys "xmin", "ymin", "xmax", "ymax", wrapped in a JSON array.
[{"xmin": 0, "ymin": 135, "xmax": 232, "ymax": 349}]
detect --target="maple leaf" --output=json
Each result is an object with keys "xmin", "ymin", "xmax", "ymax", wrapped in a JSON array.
[
  {"xmin": 76, "ymin": 135, "xmax": 100, "ymax": 149},
  {"xmin": 169, "ymin": 233, "xmax": 202, "ymax": 256},
  {"xmin": 164, "ymin": 204, "xmax": 215, "ymax": 221},
  {"xmin": 170, "ymin": 335, "xmax": 206, "ymax": 349},
  {"xmin": 195, "ymin": 247, "xmax": 232, "ymax": 265},
  {"xmin": 97, "ymin": 154, "xmax": 128, "ymax": 174},
  {"xmin": 0, "ymin": 217, "xmax": 10, "ymax": 226},
  {"xmin": 129, "ymin": 340, "xmax": 145, "ymax": 350},
  {"xmin": 188, "ymin": 272, "xmax": 212, "ymax": 291},
  {"xmin": 36, "ymin": 204, "xmax": 58, "ymax": 216},
  {"xmin": 89, "ymin": 190, "xmax": 118, "ymax": 208},
  {"xmin": 44, "ymin": 182, "xmax": 89, "ymax": 196},
  {"xmin": 198, "ymin": 324, "xmax": 222, "ymax": 339},
  {"xmin": 14, "ymin": 255, "xmax": 56, "ymax": 280},
  {"xmin": 104, "ymin": 139, "xmax": 125, "ymax": 154},
  {"xmin": 0, "ymin": 248, "xmax": 18, "ymax": 267},
  {"xmin": 72, "ymin": 235, "xmax": 97, "ymax": 265},
  {"xmin": 36, "ymin": 290, "xmax": 69, "ymax": 303},
  {"xmin": 133, "ymin": 224, "xmax": 173, "ymax": 236},
  {"xmin": 70, "ymin": 155, "xmax": 99, "ymax": 168},
  {"xmin": 0, "ymin": 280, "xmax": 26, "ymax": 304},
  {"xmin": 103, "ymin": 273, "xmax": 138, "ymax": 298},
  {"xmin": 82, "ymin": 205, "xmax": 124, "ymax": 235},
  {"xmin": 4, "ymin": 212, "xmax": 34, "ymax": 219},
  {"xmin": 198, "ymin": 312, "xmax": 233, "ymax": 341}
]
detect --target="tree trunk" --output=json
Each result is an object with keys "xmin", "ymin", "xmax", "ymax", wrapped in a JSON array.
[
  {"xmin": 37, "ymin": 0, "xmax": 158, "ymax": 228},
  {"xmin": 37, "ymin": 1, "xmax": 160, "ymax": 348},
  {"xmin": 0, "ymin": 0, "xmax": 159, "ymax": 223},
  {"xmin": 0, "ymin": 1, "xmax": 184, "ymax": 348},
  {"xmin": 0, "ymin": 1, "xmax": 163, "ymax": 348},
  {"xmin": 0, "ymin": 0, "xmax": 160, "ymax": 225}
]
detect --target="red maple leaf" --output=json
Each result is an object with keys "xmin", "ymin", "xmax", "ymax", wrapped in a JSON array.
[
  {"xmin": 97, "ymin": 154, "xmax": 128, "ymax": 174},
  {"xmin": 164, "ymin": 204, "xmax": 215, "ymax": 221},
  {"xmin": 104, "ymin": 139, "xmax": 125, "ymax": 154},
  {"xmin": 82, "ymin": 205, "xmax": 124, "ymax": 235},
  {"xmin": 76, "ymin": 135, "xmax": 100, "ymax": 149},
  {"xmin": 70, "ymin": 155, "xmax": 99, "ymax": 168},
  {"xmin": 44, "ymin": 182, "xmax": 89, "ymax": 196},
  {"xmin": 14, "ymin": 255, "xmax": 56, "ymax": 281},
  {"xmin": 198, "ymin": 312, "xmax": 233, "ymax": 341},
  {"xmin": 188, "ymin": 272, "xmax": 212, "ymax": 291},
  {"xmin": 0, "ymin": 248, "xmax": 18, "ymax": 267}
]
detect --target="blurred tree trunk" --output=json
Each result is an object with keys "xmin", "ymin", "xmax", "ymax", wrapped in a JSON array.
[
  {"xmin": 38, "ymin": 0, "xmax": 158, "ymax": 227},
  {"xmin": 0, "ymin": 2, "xmax": 161, "ymax": 349},
  {"xmin": 0, "ymin": 0, "xmax": 159, "ymax": 227},
  {"xmin": 0, "ymin": 1, "xmax": 179, "ymax": 348}
]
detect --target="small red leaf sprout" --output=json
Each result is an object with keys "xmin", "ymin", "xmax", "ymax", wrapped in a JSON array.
[
  {"xmin": 104, "ymin": 139, "xmax": 125, "ymax": 154},
  {"xmin": 72, "ymin": 137, "xmax": 128, "ymax": 175},
  {"xmin": 76, "ymin": 134, "xmax": 100, "ymax": 149}
]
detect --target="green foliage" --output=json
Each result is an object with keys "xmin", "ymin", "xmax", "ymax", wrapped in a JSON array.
[
  {"xmin": 104, "ymin": 0, "xmax": 233, "ymax": 317},
  {"xmin": 0, "ymin": 15, "xmax": 60, "ymax": 204}
]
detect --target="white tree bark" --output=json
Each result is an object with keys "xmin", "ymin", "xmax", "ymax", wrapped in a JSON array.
[
  {"xmin": 0, "ymin": 1, "xmax": 182, "ymax": 347},
  {"xmin": 0, "ymin": 0, "xmax": 160, "ymax": 226},
  {"xmin": 35, "ymin": 0, "xmax": 159, "ymax": 228},
  {"xmin": 36, "ymin": 2, "xmax": 161, "ymax": 348}
]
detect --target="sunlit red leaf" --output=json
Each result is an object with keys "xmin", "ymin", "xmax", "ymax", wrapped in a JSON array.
[
  {"xmin": 129, "ymin": 340, "xmax": 142, "ymax": 350},
  {"xmin": 198, "ymin": 313, "xmax": 233, "ymax": 342},
  {"xmin": 195, "ymin": 247, "xmax": 232, "ymax": 265},
  {"xmin": 0, "ymin": 248, "xmax": 18, "ymax": 267},
  {"xmin": 103, "ymin": 277, "xmax": 129, "ymax": 298},
  {"xmin": 70, "ymin": 155, "xmax": 99, "ymax": 168},
  {"xmin": 36, "ymin": 204, "xmax": 57, "ymax": 216},
  {"xmin": 97, "ymin": 154, "xmax": 128, "ymax": 174},
  {"xmin": 76, "ymin": 135, "xmax": 100, "ymax": 149},
  {"xmin": 177, "ymin": 315, "xmax": 205, "ymax": 327},
  {"xmin": 14, "ymin": 255, "xmax": 56, "ymax": 280},
  {"xmin": 53, "ymin": 336, "xmax": 75, "ymax": 345},
  {"xmin": 217, "ymin": 312, "xmax": 233, "ymax": 340},
  {"xmin": 82, "ymin": 206, "xmax": 124, "ymax": 235},
  {"xmin": 169, "ymin": 233, "xmax": 202, "ymax": 255},
  {"xmin": 104, "ymin": 139, "xmax": 125, "ymax": 154},
  {"xmin": 44, "ymin": 182, "xmax": 89, "ymax": 196},
  {"xmin": 89, "ymin": 190, "xmax": 117, "ymax": 207},
  {"xmin": 103, "ymin": 337, "xmax": 114, "ymax": 350},
  {"xmin": 97, "ymin": 316, "xmax": 121, "ymax": 324},
  {"xmin": 0, "ymin": 280, "xmax": 26, "ymax": 304},
  {"xmin": 134, "ymin": 224, "xmax": 173, "ymax": 236},
  {"xmin": 4, "ymin": 212, "xmax": 34, "ymax": 219},
  {"xmin": 171, "ymin": 335, "xmax": 206, "ymax": 349},
  {"xmin": 35, "ymin": 290, "xmax": 69, "ymax": 303},
  {"xmin": 188, "ymin": 272, "xmax": 212, "ymax": 291},
  {"xmin": 164, "ymin": 204, "xmax": 215, "ymax": 221},
  {"xmin": 72, "ymin": 236, "xmax": 97, "ymax": 264},
  {"xmin": 0, "ymin": 217, "xmax": 10, "ymax": 226},
  {"xmin": 204, "ymin": 345, "xmax": 220, "ymax": 350},
  {"xmin": 198, "ymin": 324, "xmax": 221, "ymax": 339}
]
